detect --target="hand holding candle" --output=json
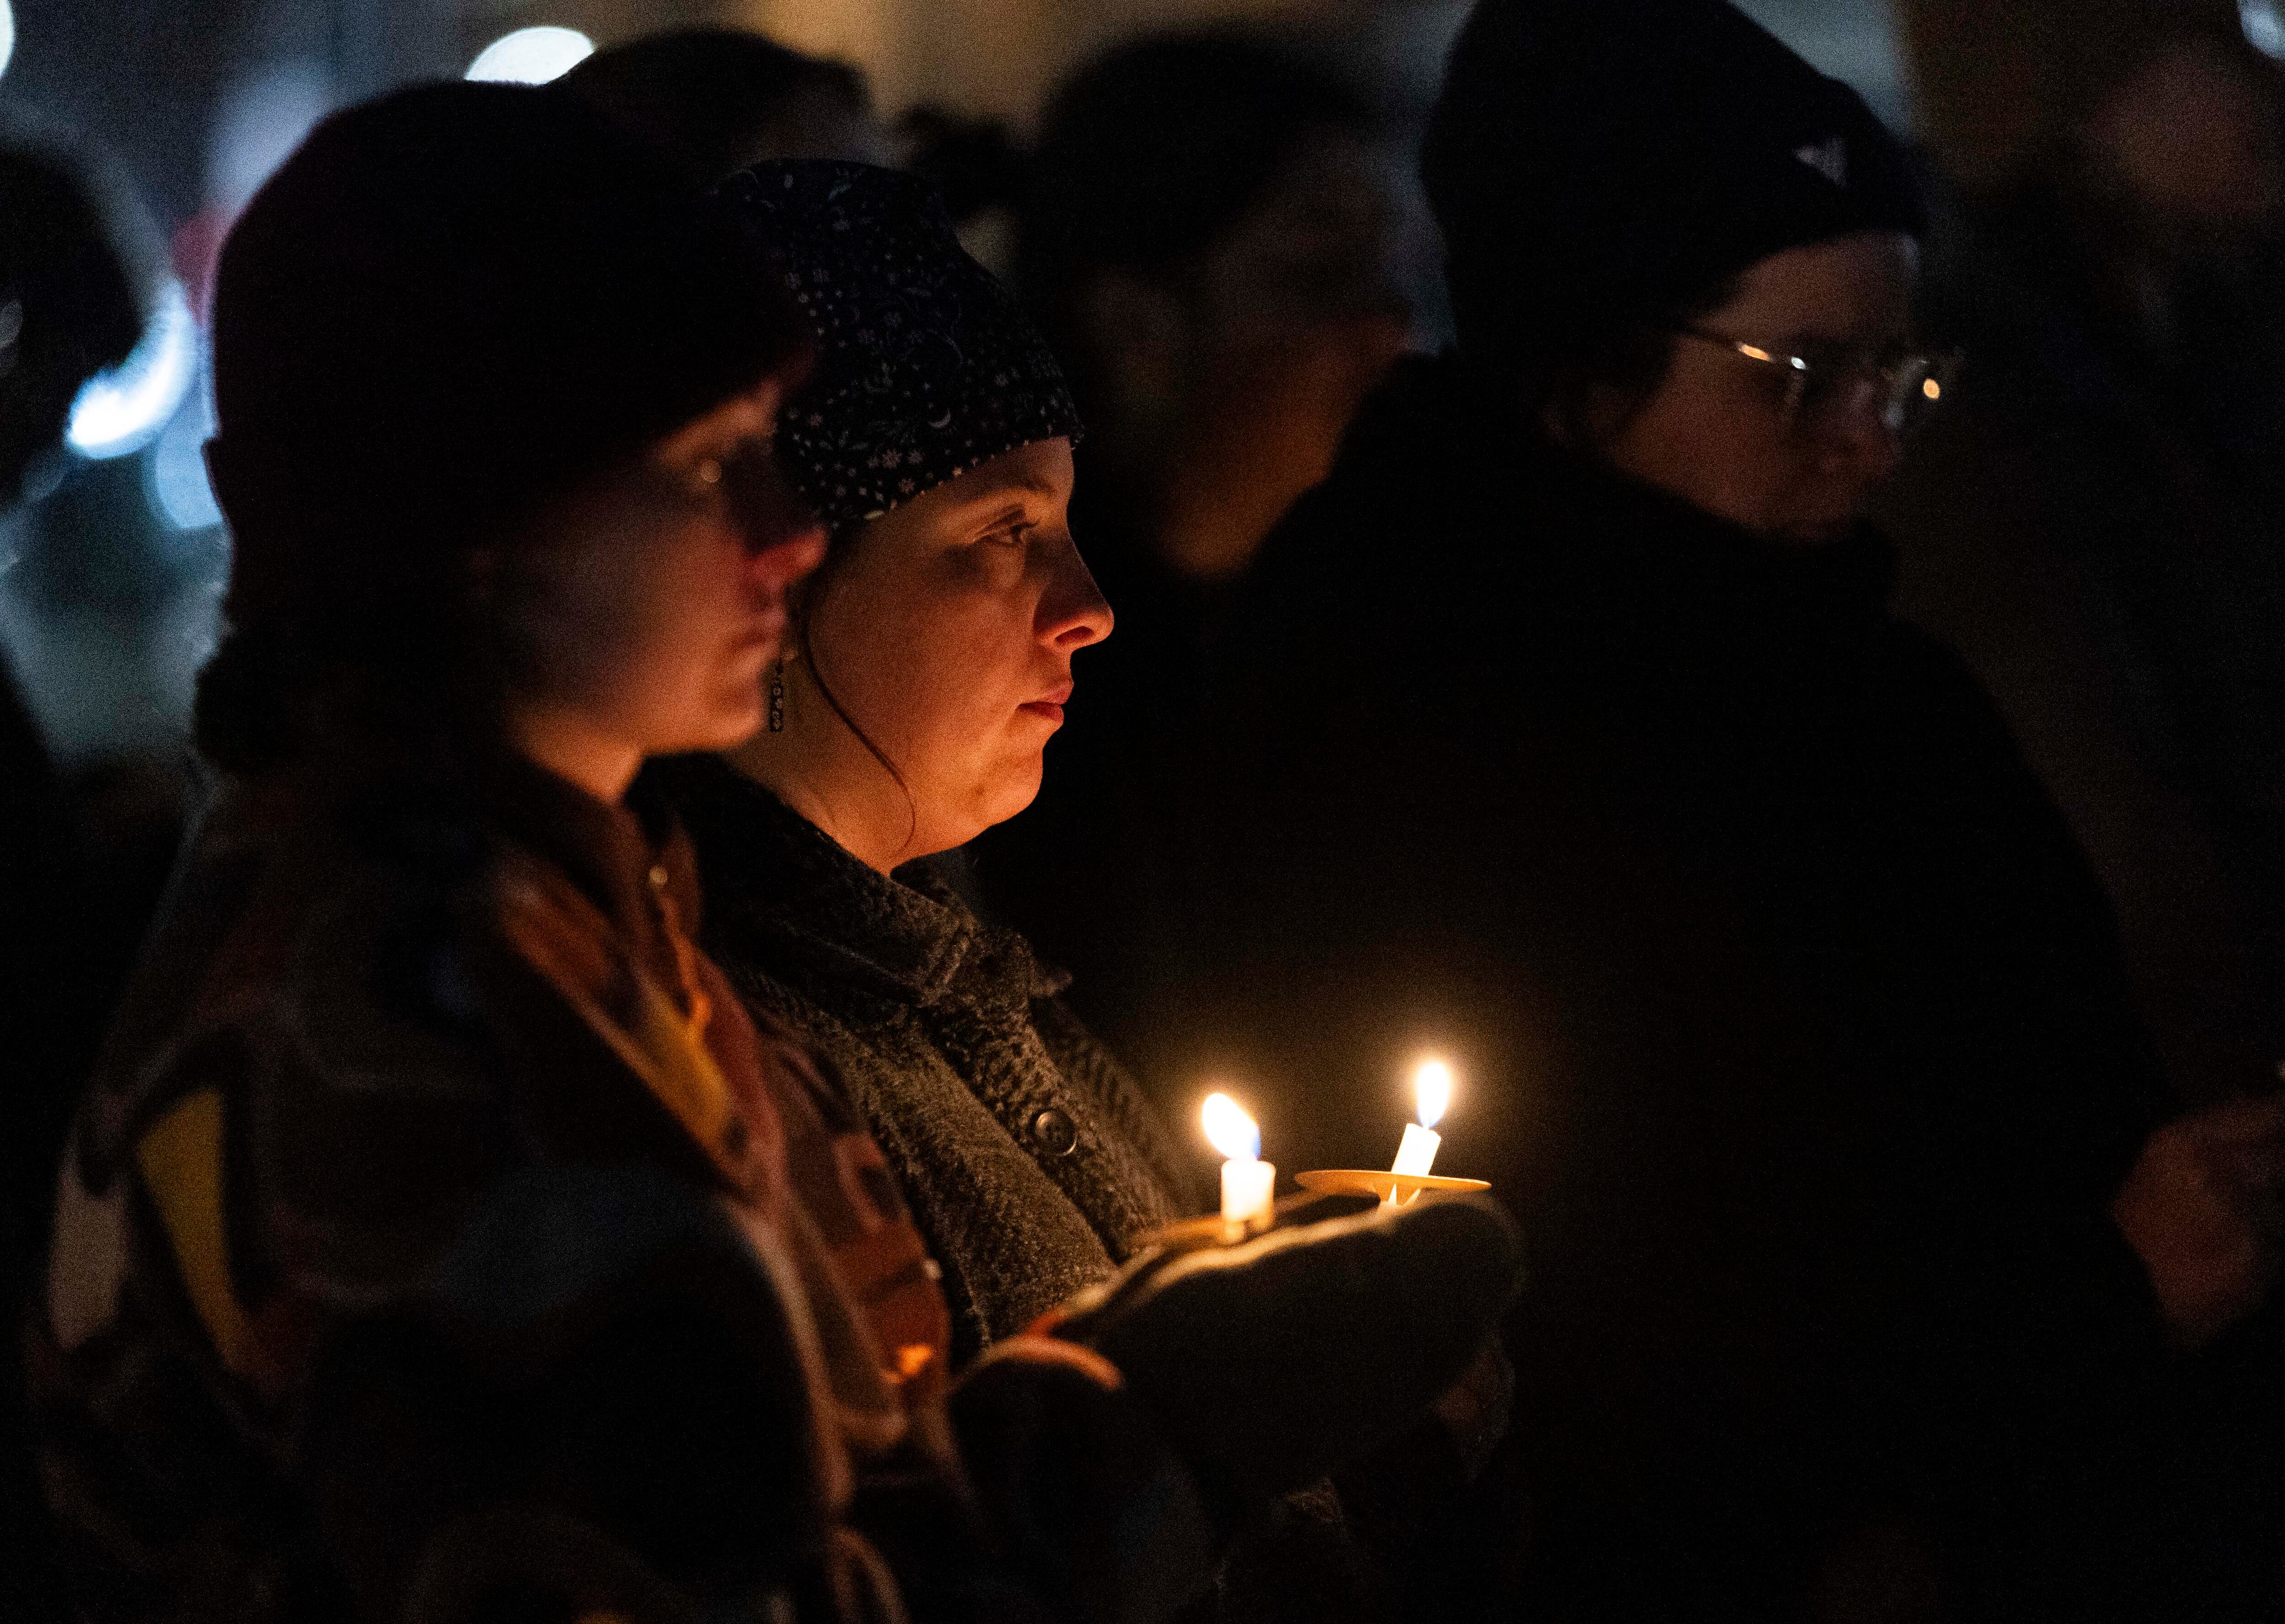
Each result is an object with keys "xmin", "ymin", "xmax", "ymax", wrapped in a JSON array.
[{"xmin": 1202, "ymin": 1091, "xmax": 1275, "ymax": 1235}]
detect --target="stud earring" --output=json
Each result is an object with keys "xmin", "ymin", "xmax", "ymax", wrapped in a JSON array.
[{"xmin": 767, "ymin": 658, "xmax": 786, "ymax": 733}]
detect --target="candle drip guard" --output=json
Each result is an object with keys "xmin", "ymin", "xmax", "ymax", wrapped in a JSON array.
[
  {"xmin": 1295, "ymin": 1168, "xmax": 1492, "ymax": 1209},
  {"xmin": 1140, "ymin": 1176, "xmax": 1493, "ymax": 1259}
]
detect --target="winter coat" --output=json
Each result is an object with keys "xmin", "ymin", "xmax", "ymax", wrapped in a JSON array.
[
  {"xmin": 649, "ymin": 755, "xmax": 1196, "ymax": 1365},
  {"xmin": 654, "ymin": 759, "xmax": 1504, "ymax": 1624},
  {"xmin": 28, "ymin": 744, "xmax": 1192, "ymax": 1624},
  {"xmin": 1183, "ymin": 352, "xmax": 2215, "ymax": 1622}
]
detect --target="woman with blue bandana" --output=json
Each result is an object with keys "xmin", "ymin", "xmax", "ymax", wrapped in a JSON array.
[
  {"xmin": 655, "ymin": 161, "xmax": 1161, "ymax": 1356},
  {"xmin": 648, "ymin": 160, "xmax": 1517, "ymax": 1622}
]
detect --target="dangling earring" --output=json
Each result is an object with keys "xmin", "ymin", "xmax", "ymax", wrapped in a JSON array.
[{"xmin": 767, "ymin": 657, "xmax": 787, "ymax": 733}]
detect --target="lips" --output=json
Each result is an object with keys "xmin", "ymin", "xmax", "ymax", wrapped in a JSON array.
[{"xmin": 1020, "ymin": 682, "xmax": 1074, "ymax": 724}]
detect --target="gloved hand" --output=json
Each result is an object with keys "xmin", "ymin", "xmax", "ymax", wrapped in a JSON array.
[
  {"xmin": 1053, "ymin": 1194, "xmax": 1525, "ymax": 1521},
  {"xmin": 949, "ymin": 1338, "xmax": 1218, "ymax": 1624}
]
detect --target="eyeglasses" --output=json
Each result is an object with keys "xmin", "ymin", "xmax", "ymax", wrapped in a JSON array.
[{"xmin": 1670, "ymin": 326, "xmax": 1964, "ymax": 440}]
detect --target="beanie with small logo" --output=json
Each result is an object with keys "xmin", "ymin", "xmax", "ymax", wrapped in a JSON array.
[{"xmin": 1422, "ymin": 0, "xmax": 1925, "ymax": 369}]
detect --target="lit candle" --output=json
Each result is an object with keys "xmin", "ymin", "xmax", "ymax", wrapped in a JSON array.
[
  {"xmin": 1202, "ymin": 1092, "xmax": 1275, "ymax": 1234},
  {"xmin": 1392, "ymin": 1058, "xmax": 1453, "ymax": 1177}
]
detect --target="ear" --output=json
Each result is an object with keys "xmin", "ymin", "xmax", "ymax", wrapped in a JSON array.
[{"xmin": 201, "ymin": 433, "xmax": 295, "ymax": 551}]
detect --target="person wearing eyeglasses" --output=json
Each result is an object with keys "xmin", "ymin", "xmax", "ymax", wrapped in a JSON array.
[{"xmin": 1169, "ymin": 0, "xmax": 2285, "ymax": 1619}]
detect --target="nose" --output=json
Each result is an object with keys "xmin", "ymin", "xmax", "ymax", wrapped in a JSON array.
[
  {"xmin": 751, "ymin": 524, "xmax": 828, "ymax": 597},
  {"xmin": 1038, "ymin": 536, "xmax": 1113, "ymax": 651},
  {"xmin": 729, "ymin": 454, "xmax": 829, "ymax": 591}
]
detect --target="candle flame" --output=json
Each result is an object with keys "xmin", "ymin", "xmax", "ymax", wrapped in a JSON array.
[
  {"xmin": 1412, "ymin": 1059, "xmax": 1453, "ymax": 1130},
  {"xmin": 1201, "ymin": 1092, "xmax": 1261, "ymax": 1162}
]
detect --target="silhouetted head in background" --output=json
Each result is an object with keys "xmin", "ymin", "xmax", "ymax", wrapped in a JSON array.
[
  {"xmin": 1019, "ymin": 35, "xmax": 1413, "ymax": 582},
  {"xmin": 197, "ymin": 80, "xmax": 813, "ymax": 779},
  {"xmin": 0, "ymin": 143, "xmax": 141, "ymax": 503},
  {"xmin": 1902, "ymin": 0, "xmax": 2281, "ymax": 226},
  {"xmin": 561, "ymin": 27, "xmax": 884, "ymax": 185},
  {"xmin": 1902, "ymin": 0, "xmax": 2285, "ymax": 333},
  {"xmin": 1426, "ymin": 0, "xmax": 1932, "ymax": 543}
]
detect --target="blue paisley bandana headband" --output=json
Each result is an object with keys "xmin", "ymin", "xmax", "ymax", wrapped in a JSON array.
[{"xmin": 721, "ymin": 159, "xmax": 1084, "ymax": 533}]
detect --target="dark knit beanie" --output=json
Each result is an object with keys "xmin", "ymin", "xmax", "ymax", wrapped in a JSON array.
[
  {"xmin": 720, "ymin": 160, "xmax": 1082, "ymax": 533},
  {"xmin": 1423, "ymin": 0, "xmax": 1924, "ymax": 367},
  {"xmin": 208, "ymin": 80, "xmax": 805, "ymax": 632}
]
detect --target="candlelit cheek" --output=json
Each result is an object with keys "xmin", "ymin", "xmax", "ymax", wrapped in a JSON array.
[
  {"xmin": 807, "ymin": 575, "xmax": 1035, "ymax": 830},
  {"xmin": 506, "ymin": 493, "xmax": 776, "ymax": 754}
]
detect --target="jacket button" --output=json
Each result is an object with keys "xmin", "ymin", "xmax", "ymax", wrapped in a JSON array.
[{"xmin": 1030, "ymin": 1108, "xmax": 1078, "ymax": 1157}]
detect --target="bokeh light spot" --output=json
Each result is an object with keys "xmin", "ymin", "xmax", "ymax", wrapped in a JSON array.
[
  {"xmin": 2246, "ymin": 1, "xmax": 2285, "ymax": 59},
  {"xmin": 68, "ymin": 281, "xmax": 196, "ymax": 461},
  {"xmin": 466, "ymin": 27, "xmax": 594, "ymax": 85},
  {"xmin": 151, "ymin": 386, "xmax": 221, "ymax": 531}
]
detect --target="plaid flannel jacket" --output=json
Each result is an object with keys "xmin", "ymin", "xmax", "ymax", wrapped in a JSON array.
[{"xmin": 30, "ymin": 753, "xmax": 959, "ymax": 1624}]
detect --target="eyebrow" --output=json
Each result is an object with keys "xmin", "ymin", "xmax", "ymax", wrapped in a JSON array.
[
  {"xmin": 965, "ymin": 467, "xmax": 1062, "ymax": 501},
  {"xmin": 945, "ymin": 466, "xmax": 1063, "ymax": 515}
]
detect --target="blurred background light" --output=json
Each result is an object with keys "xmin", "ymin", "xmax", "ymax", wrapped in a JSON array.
[
  {"xmin": 149, "ymin": 378, "xmax": 219, "ymax": 532},
  {"xmin": 2244, "ymin": 1, "xmax": 2285, "ymax": 58},
  {"xmin": 466, "ymin": 26, "xmax": 594, "ymax": 85},
  {"xmin": 0, "ymin": 1, "xmax": 16, "ymax": 84},
  {"xmin": 209, "ymin": 59, "xmax": 333, "ymax": 216},
  {"xmin": 67, "ymin": 280, "xmax": 196, "ymax": 461}
]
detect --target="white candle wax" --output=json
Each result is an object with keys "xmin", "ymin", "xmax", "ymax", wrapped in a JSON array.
[
  {"xmin": 1391, "ymin": 1121, "xmax": 1442, "ymax": 1178},
  {"xmin": 1221, "ymin": 1157, "xmax": 1276, "ymax": 1229}
]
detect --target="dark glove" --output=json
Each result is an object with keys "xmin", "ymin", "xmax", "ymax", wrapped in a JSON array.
[
  {"xmin": 949, "ymin": 1338, "xmax": 1218, "ymax": 1624},
  {"xmin": 1060, "ymin": 1194, "xmax": 1524, "ymax": 1521}
]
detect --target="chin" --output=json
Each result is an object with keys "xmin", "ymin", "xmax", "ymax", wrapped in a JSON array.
[
  {"xmin": 976, "ymin": 758, "xmax": 1047, "ymax": 829},
  {"xmin": 676, "ymin": 701, "xmax": 766, "ymax": 755}
]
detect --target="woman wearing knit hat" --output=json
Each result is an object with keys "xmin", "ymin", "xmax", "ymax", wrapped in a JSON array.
[
  {"xmin": 27, "ymin": 77, "xmax": 863, "ymax": 1623},
  {"xmin": 648, "ymin": 159, "xmax": 1520, "ymax": 1622},
  {"xmin": 1176, "ymin": 0, "xmax": 2285, "ymax": 1617},
  {"xmin": 27, "ymin": 86, "xmax": 1523, "ymax": 1624}
]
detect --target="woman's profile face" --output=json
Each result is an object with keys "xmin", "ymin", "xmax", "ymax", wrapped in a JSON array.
[
  {"xmin": 786, "ymin": 436, "xmax": 1109, "ymax": 865},
  {"xmin": 1603, "ymin": 230, "xmax": 1918, "ymax": 545},
  {"xmin": 506, "ymin": 378, "xmax": 827, "ymax": 768}
]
